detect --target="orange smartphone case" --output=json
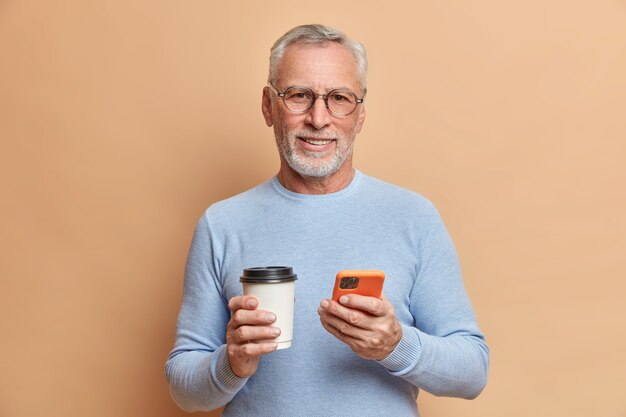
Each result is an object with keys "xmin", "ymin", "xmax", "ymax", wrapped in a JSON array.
[{"xmin": 332, "ymin": 270, "xmax": 385, "ymax": 302}]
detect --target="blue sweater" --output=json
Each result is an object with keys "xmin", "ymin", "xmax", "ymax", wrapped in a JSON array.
[{"xmin": 166, "ymin": 171, "xmax": 489, "ymax": 417}]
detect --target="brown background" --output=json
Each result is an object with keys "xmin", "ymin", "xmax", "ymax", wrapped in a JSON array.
[{"xmin": 1, "ymin": 1, "xmax": 625, "ymax": 416}]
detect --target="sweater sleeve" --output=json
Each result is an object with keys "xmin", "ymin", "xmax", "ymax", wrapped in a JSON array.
[
  {"xmin": 165, "ymin": 213, "xmax": 248, "ymax": 411},
  {"xmin": 377, "ymin": 202, "xmax": 490, "ymax": 399}
]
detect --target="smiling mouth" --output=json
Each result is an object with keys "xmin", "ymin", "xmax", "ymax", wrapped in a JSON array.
[{"xmin": 299, "ymin": 137, "xmax": 335, "ymax": 146}]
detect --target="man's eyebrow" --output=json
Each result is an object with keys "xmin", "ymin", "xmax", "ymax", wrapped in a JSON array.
[
  {"xmin": 286, "ymin": 85, "xmax": 356, "ymax": 93},
  {"xmin": 327, "ymin": 86, "xmax": 356, "ymax": 92}
]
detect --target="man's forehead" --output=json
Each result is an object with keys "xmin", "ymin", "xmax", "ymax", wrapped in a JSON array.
[
  {"xmin": 276, "ymin": 42, "xmax": 360, "ymax": 89},
  {"xmin": 281, "ymin": 41, "xmax": 353, "ymax": 60}
]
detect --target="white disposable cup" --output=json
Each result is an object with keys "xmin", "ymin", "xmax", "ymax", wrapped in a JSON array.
[{"xmin": 240, "ymin": 267, "xmax": 297, "ymax": 350}]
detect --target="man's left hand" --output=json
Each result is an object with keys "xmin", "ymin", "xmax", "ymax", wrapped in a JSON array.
[{"xmin": 317, "ymin": 293, "xmax": 402, "ymax": 360}]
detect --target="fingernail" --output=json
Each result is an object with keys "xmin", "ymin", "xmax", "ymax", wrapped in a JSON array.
[
  {"xmin": 266, "ymin": 313, "xmax": 276, "ymax": 322},
  {"xmin": 339, "ymin": 296, "xmax": 349, "ymax": 305},
  {"xmin": 320, "ymin": 299, "xmax": 329, "ymax": 309},
  {"xmin": 247, "ymin": 298, "xmax": 258, "ymax": 308},
  {"xmin": 271, "ymin": 327, "xmax": 281, "ymax": 336}
]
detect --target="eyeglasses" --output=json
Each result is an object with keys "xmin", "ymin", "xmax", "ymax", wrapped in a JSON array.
[{"xmin": 268, "ymin": 83, "xmax": 365, "ymax": 116}]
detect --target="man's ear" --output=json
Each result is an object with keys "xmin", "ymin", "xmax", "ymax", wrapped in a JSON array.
[
  {"xmin": 261, "ymin": 87, "xmax": 273, "ymax": 127},
  {"xmin": 355, "ymin": 104, "xmax": 366, "ymax": 134}
]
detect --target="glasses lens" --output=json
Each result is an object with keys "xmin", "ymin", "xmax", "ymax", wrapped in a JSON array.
[
  {"xmin": 327, "ymin": 90, "xmax": 358, "ymax": 116},
  {"xmin": 283, "ymin": 87, "xmax": 314, "ymax": 112}
]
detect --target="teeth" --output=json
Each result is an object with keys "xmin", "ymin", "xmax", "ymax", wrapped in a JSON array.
[{"xmin": 304, "ymin": 139, "xmax": 332, "ymax": 145}]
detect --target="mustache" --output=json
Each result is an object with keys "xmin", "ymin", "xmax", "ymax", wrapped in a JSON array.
[{"xmin": 290, "ymin": 130, "xmax": 339, "ymax": 140}]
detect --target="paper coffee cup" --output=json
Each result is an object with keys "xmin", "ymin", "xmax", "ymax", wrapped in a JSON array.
[{"xmin": 240, "ymin": 266, "xmax": 297, "ymax": 349}]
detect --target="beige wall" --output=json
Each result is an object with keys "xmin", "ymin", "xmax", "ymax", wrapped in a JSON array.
[{"xmin": 1, "ymin": 1, "xmax": 625, "ymax": 416}]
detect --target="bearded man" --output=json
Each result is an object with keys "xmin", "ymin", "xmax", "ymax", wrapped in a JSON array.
[{"xmin": 166, "ymin": 24, "xmax": 489, "ymax": 417}]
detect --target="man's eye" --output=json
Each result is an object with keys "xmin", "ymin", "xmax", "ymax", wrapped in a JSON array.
[
  {"xmin": 331, "ymin": 93, "xmax": 353, "ymax": 103},
  {"xmin": 286, "ymin": 91, "xmax": 312, "ymax": 101}
]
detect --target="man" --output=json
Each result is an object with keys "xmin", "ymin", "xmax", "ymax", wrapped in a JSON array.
[{"xmin": 166, "ymin": 24, "xmax": 489, "ymax": 417}]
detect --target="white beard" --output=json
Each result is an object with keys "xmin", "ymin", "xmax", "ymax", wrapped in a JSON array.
[{"xmin": 275, "ymin": 128, "xmax": 356, "ymax": 178}]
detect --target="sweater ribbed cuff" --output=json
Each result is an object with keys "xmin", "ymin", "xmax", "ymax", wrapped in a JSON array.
[
  {"xmin": 377, "ymin": 325, "xmax": 423, "ymax": 374},
  {"xmin": 213, "ymin": 345, "xmax": 249, "ymax": 392}
]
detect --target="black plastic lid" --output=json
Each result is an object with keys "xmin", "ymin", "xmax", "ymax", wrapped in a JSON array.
[{"xmin": 240, "ymin": 266, "xmax": 297, "ymax": 283}]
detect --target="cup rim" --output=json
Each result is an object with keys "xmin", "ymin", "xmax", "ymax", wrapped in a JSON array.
[{"xmin": 240, "ymin": 266, "xmax": 297, "ymax": 283}]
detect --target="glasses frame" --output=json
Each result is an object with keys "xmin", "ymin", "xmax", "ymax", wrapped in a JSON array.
[{"xmin": 268, "ymin": 83, "xmax": 365, "ymax": 116}]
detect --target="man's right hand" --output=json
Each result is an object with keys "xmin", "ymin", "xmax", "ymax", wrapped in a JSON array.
[{"xmin": 226, "ymin": 295, "xmax": 280, "ymax": 378}]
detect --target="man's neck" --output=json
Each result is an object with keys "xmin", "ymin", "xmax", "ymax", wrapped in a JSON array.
[{"xmin": 276, "ymin": 164, "xmax": 355, "ymax": 195}]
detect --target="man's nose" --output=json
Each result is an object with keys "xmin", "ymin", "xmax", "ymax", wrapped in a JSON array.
[{"xmin": 304, "ymin": 97, "xmax": 332, "ymax": 129}]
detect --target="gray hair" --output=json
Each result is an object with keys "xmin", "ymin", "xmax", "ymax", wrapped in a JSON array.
[{"xmin": 268, "ymin": 24, "xmax": 368, "ymax": 92}]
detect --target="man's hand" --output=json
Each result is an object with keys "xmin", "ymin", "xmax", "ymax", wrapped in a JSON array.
[
  {"xmin": 226, "ymin": 295, "xmax": 280, "ymax": 378},
  {"xmin": 317, "ymin": 293, "xmax": 402, "ymax": 360}
]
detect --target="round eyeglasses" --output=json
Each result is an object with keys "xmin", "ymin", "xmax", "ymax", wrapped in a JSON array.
[{"xmin": 268, "ymin": 83, "xmax": 365, "ymax": 116}]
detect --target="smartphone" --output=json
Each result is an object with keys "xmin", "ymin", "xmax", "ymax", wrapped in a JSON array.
[{"xmin": 332, "ymin": 270, "xmax": 385, "ymax": 302}]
